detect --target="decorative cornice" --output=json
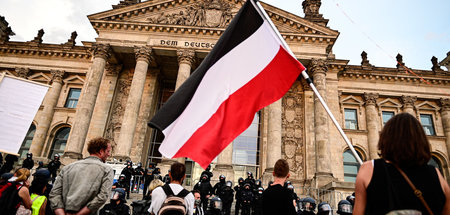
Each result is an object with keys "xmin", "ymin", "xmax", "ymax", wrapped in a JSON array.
[
  {"xmin": 15, "ymin": 67, "xmax": 29, "ymax": 79},
  {"xmin": 92, "ymin": 43, "xmax": 111, "ymax": 59},
  {"xmin": 134, "ymin": 45, "xmax": 153, "ymax": 63},
  {"xmin": 400, "ymin": 95, "xmax": 417, "ymax": 108},
  {"xmin": 0, "ymin": 43, "xmax": 92, "ymax": 59},
  {"xmin": 177, "ymin": 49, "xmax": 195, "ymax": 66},
  {"xmin": 440, "ymin": 98, "xmax": 450, "ymax": 112},
  {"xmin": 338, "ymin": 70, "xmax": 450, "ymax": 85},
  {"xmin": 51, "ymin": 70, "xmax": 65, "ymax": 83},
  {"xmin": 363, "ymin": 93, "xmax": 378, "ymax": 106}
]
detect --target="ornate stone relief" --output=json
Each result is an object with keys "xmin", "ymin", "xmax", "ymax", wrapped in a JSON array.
[
  {"xmin": 363, "ymin": 93, "xmax": 378, "ymax": 106},
  {"xmin": 400, "ymin": 95, "xmax": 417, "ymax": 108},
  {"xmin": 15, "ymin": 67, "xmax": 29, "ymax": 79},
  {"xmin": 440, "ymin": 98, "xmax": 450, "ymax": 112},
  {"xmin": 105, "ymin": 74, "xmax": 132, "ymax": 154},
  {"xmin": 147, "ymin": 0, "xmax": 234, "ymax": 28},
  {"xmin": 92, "ymin": 43, "xmax": 111, "ymax": 60},
  {"xmin": 282, "ymin": 81, "xmax": 304, "ymax": 178},
  {"xmin": 177, "ymin": 49, "xmax": 196, "ymax": 66},
  {"xmin": 50, "ymin": 70, "xmax": 65, "ymax": 83},
  {"xmin": 134, "ymin": 45, "xmax": 154, "ymax": 63}
]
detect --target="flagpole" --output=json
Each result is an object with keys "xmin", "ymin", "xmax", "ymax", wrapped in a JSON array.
[{"xmin": 252, "ymin": 0, "xmax": 363, "ymax": 165}]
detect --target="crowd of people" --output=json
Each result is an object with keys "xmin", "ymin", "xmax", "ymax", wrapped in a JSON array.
[{"xmin": 1, "ymin": 113, "xmax": 450, "ymax": 215}]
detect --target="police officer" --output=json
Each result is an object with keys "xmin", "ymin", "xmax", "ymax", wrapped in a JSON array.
[
  {"xmin": 253, "ymin": 187, "xmax": 264, "ymax": 215},
  {"xmin": 22, "ymin": 152, "xmax": 34, "ymax": 170},
  {"xmin": 99, "ymin": 188, "xmax": 130, "ymax": 215},
  {"xmin": 132, "ymin": 162, "xmax": 144, "ymax": 193},
  {"xmin": 317, "ymin": 202, "xmax": 332, "ymax": 215},
  {"xmin": 113, "ymin": 174, "xmax": 130, "ymax": 194},
  {"xmin": 206, "ymin": 196, "xmax": 222, "ymax": 215},
  {"xmin": 162, "ymin": 170, "xmax": 171, "ymax": 184},
  {"xmin": 143, "ymin": 162, "xmax": 156, "ymax": 198},
  {"xmin": 337, "ymin": 200, "xmax": 352, "ymax": 215},
  {"xmin": 300, "ymin": 197, "xmax": 316, "ymax": 215},
  {"xmin": 240, "ymin": 183, "xmax": 254, "ymax": 215},
  {"xmin": 212, "ymin": 175, "xmax": 226, "ymax": 195},
  {"xmin": 120, "ymin": 162, "xmax": 135, "ymax": 199},
  {"xmin": 244, "ymin": 172, "xmax": 255, "ymax": 188},
  {"xmin": 234, "ymin": 177, "xmax": 244, "ymax": 215},
  {"xmin": 219, "ymin": 180, "xmax": 234, "ymax": 215},
  {"xmin": 346, "ymin": 195, "xmax": 355, "ymax": 207},
  {"xmin": 201, "ymin": 165, "xmax": 213, "ymax": 182},
  {"xmin": 48, "ymin": 154, "xmax": 61, "ymax": 183},
  {"xmin": 194, "ymin": 173, "xmax": 213, "ymax": 211}
]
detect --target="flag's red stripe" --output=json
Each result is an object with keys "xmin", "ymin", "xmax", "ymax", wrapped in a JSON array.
[{"xmin": 173, "ymin": 46, "xmax": 305, "ymax": 168}]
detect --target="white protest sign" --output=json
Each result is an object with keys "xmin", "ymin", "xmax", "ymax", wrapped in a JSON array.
[{"xmin": 0, "ymin": 73, "xmax": 49, "ymax": 155}]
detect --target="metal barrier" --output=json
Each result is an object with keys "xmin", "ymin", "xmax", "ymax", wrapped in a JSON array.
[
  {"xmin": 131, "ymin": 175, "xmax": 144, "ymax": 194},
  {"xmin": 294, "ymin": 186, "xmax": 354, "ymax": 211}
]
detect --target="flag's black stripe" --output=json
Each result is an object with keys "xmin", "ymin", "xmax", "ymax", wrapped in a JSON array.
[{"xmin": 149, "ymin": 0, "xmax": 264, "ymax": 131}]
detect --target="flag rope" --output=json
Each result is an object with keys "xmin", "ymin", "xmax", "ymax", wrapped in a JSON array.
[
  {"xmin": 253, "ymin": 0, "xmax": 363, "ymax": 165},
  {"xmin": 333, "ymin": 0, "xmax": 449, "ymax": 97}
]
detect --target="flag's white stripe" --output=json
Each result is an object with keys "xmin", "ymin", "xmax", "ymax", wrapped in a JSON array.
[{"xmin": 160, "ymin": 21, "xmax": 280, "ymax": 158}]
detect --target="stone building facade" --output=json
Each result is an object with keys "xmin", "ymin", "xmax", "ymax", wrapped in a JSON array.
[{"xmin": 1, "ymin": 0, "xmax": 449, "ymax": 197}]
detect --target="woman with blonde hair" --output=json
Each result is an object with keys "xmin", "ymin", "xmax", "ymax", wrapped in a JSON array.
[
  {"xmin": 354, "ymin": 113, "xmax": 450, "ymax": 214},
  {"xmin": 1, "ymin": 168, "xmax": 32, "ymax": 215},
  {"xmin": 146, "ymin": 179, "xmax": 165, "ymax": 198}
]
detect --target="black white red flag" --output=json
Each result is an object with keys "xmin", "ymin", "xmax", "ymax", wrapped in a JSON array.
[{"xmin": 148, "ymin": 0, "xmax": 306, "ymax": 168}]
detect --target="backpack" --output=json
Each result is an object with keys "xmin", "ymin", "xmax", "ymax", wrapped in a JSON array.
[
  {"xmin": 158, "ymin": 184, "xmax": 190, "ymax": 215},
  {"xmin": 0, "ymin": 181, "xmax": 23, "ymax": 215}
]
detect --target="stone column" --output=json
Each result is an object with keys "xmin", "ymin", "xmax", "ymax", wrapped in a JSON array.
[
  {"xmin": 30, "ymin": 70, "xmax": 64, "ymax": 157},
  {"xmin": 310, "ymin": 59, "xmax": 333, "ymax": 188},
  {"xmin": 262, "ymin": 99, "xmax": 282, "ymax": 184},
  {"xmin": 440, "ymin": 99, "xmax": 450, "ymax": 166},
  {"xmin": 83, "ymin": 64, "xmax": 122, "ymax": 157},
  {"xmin": 213, "ymin": 142, "xmax": 235, "ymax": 182},
  {"xmin": 115, "ymin": 45, "xmax": 153, "ymax": 160},
  {"xmin": 174, "ymin": 49, "xmax": 196, "ymax": 164},
  {"xmin": 363, "ymin": 93, "xmax": 379, "ymax": 160},
  {"xmin": 63, "ymin": 44, "xmax": 111, "ymax": 163},
  {"xmin": 401, "ymin": 95, "xmax": 417, "ymax": 116}
]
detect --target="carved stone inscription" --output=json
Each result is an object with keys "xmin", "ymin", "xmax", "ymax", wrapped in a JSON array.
[
  {"xmin": 157, "ymin": 39, "xmax": 215, "ymax": 49},
  {"xmin": 282, "ymin": 81, "xmax": 304, "ymax": 179}
]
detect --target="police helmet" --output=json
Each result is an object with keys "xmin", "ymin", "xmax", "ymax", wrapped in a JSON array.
[
  {"xmin": 302, "ymin": 197, "xmax": 316, "ymax": 212},
  {"xmin": 255, "ymin": 179, "xmax": 261, "ymax": 187},
  {"xmin": 111, "ymin": 188, "xmax": 126, "ymax": 202},
  {"xmin": 148, "ymin": 162, "xmax": 156, "ymax": 169},
  {"xmin": 243, "ymin": 183, "xmax": 251, "ymax": 190},
  {"xmin": 38, "ymin": 161, "xmax": 44, "ymax": 167},
  {"xmin": 346, "ymin": 195, "xmax": 355, "ymax": 206},
  {"xmin": 207, "ymin": 196, "xmax": 222, "ymax": 211},
  {"xmin": 287, "ymin": 184, "xmax": 294, "ymax": 190},
  {"xmin": 119, "ymin": 174, "xmax": 126, "ymax": 181},
  {"xmin": 54, "ymin": 154, "xmax": 60, "ymax": 160},
  {"xmin": 238, "ymin": 177, "xmax": 244, "ymax": 184},
  {"xmin": 317, "ymin": 202, "xmax": 333, "ymax": 215},
  {"xmin": 219, "ymin": 174, "xmax": 225, "ymax": 180},
  {"xmin": 26, "ymin": 152, "xmax": 32, "ymax": 158},
  {"xmin": 226, "ymin": 180, "xmax": 233, "ymax": 187},
  {"xmin": 201, "ymin": 173, "xmax": 209, "ymax": 181},
  {"xmin": 137, "ymin": 162, "xmax": 142, "ymax": 167},
  {"xmin": 337, "ymin": 200, "xmax": 352, "ymax": 215},
  {"xmin": 247, "ymin": 171, "xmax": 253, "ymax": 178},
  {"xmin": 153, "ymin": 167, "xmax": 161, "ymax": 174},
  {"xmin": 257, "ymin": 187, "xmax": 264, "ymax": 194}
]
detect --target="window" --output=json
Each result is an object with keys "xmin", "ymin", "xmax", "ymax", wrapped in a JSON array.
[
  {"xmin": 420, "ymin": 114, "xmax": 435, "ymax": 136},
  {"xmin": 49, "ymin": 127, "xmax": 70, "ymax": 158},
  {"xmin": 344, "ymin": 109, "xmax": 358, "ymax": 130},
  {"xmin": 232, "ymin": 113, "xmax": 260, "ymax": 166},
  {"xmin": 428, "ymin": 156, "xmax": 443, "ymax": 175},
  {"xmin": 65, "ymin": 88, "xmax": 81, "ymax": 108},
  {"xmin": 382, "ymin": 111, "xmax": 395, "ymax": 125},
  {"xmin": 18, "ymin": 124, "xmax": 36, "ymax": 160},
  {"xmin": 343, "ymin": 150, "xmax": 362, "ymax": 182}
]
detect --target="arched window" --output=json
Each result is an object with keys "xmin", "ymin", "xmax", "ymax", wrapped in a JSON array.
[
  {"xmin": 428, "ymin": 155, "xmax": 443, "ymax": 175},
  {"xmin": 343, "ymin": 150, "xmax": 362, "ymax": 182},
  {"xmin": 48, "ymin": 127, "xmax": 70, "ymax": 159},
  {"xmin": 18, "ymin": 124, "xmax": 36, "ymax": 160}
]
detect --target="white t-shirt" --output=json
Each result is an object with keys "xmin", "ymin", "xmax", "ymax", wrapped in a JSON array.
[{"xmin": 148, "ymin": 183, "xmax": 195, "ymax": 215}]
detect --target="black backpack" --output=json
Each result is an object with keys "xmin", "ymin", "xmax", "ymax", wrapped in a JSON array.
[
  {"xmin": 158, "ymin": 184, "xmax": 190, "ymax": 215},
  {"xmin": 0, "ymin": 181, "xmax": 22, "ymax": 215}
]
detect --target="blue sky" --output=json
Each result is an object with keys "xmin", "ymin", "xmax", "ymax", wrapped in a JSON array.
[{"xmin": 0, "ymin": 0, "xmax": 448, "ymax": 70}]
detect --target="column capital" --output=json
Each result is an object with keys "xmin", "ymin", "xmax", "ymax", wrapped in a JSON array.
[
  {"xmin": 15, "ymin": 67, "xmax": 30, "ymax": 79},
  {"xmin": 134, "ymin": 45, "xmax": 153, "ymax": 64},
  {"xmin": 309, "ymin": 58, "xmax": 328, "ymax": 76},
  {"xmin": 363, "ymin": 93, "xmax": 379, "ymax": 106},
  {"xmin": 92, "ymin": 43, "xmax": 111, "ymax": 59},
  {"xmin": 400, "ymin": 95, "xmax": 417, "ymax": 108},
  {"xmin": 50, "ymin": 70, "xmax": 65, "ymax": 83},
  {"xmin": 105, "ymin": 63, "xmax": 122, "ymax": 76},
  {"xmin": 177, "ymin": 49, "xmax": 196, "ymax": 66},
  {"xmin": 440, "ymin": 98, "xmax": 450, "ymax": 112}
]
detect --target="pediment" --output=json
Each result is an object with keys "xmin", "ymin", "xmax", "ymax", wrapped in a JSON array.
[
  {"xmin": 378, "ymin": 98, "xmax": 401, "ymax": 108},
  {"xmin": 0, "ymin": 69, "xmax": 15, "ymax": 76},
  {"xmin": 416, "ymin": 101, "xmax": 439, "ymax": 111},
  {"xmin": 28, "ymin": 72, "xmax": 52, "ymax": 84},
  {"xmin": 88, "ymin": 0, "xmax": 338, "ymax": 40},
  {"xmin": 63, "ymin": 75, "xmax": 85, "ymax": 85},
  {"xmin": 340, "ymin": 95, "xmax": 363, "ymax": 106}
]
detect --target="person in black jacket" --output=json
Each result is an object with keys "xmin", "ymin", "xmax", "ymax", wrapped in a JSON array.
[
  {"xmin": 212, "ymin": 175, "xmax": 226, "ymax": 195},
  {"xmin": 234, "ymin": 177, "xmax": 244, "ymax": 215},
  {"xmin": 47, "ymin": 154, "xmax": 61, "ymax": 183},
  {"xmin": 22, "ymin": 153, "xmax": 34, "ymax": 170},
  {"xmin": 241, "ymin": 183, "xmax": 254, "ymax": 215},
  {"xmin": 99, "ymin": 188, "xmax": 130, "ymax": 215},
  {"xmin": 113, "ymin": 174, "xmax": 130, "ymax": 196},
  {"xmin": 201, "ymin": 165, "xmax": 213, "ymax": 182},
  {"xmin": 194, "ymin": 173, "xmax": 213, "ymax": 211},
  {"xmin": 0, "ymin": 154, "xmax": 18, "ymax": 175},
  {"xmin": 120, "ymin": 162, "xmax": 135, "ymax": 199},
  {"xmin": 220, "ymin": 180, "xmax": 234, "ymax": 215},
  {"xmin": 253, "ymin": 187, "xmax": 264, "ymax": 215}
]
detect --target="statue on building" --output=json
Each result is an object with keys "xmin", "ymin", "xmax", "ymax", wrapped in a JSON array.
[
  {"xmin": 431, "ymin": 56, "xmax": 444, "ymax": 73},
  {"xmin": 396, "ymin": 53, "xmax": 405, "ymax": 69},
  {"xmin": 31, "ymin": 29, "xmax": 44, "ymax": 44},
  {"xmin": 361, "ymin": 51, "xmax": 372, "ymax": 67},
  {"xmin": 64, "ymin": 31, "xmax": 77, "ymax": 47}
]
